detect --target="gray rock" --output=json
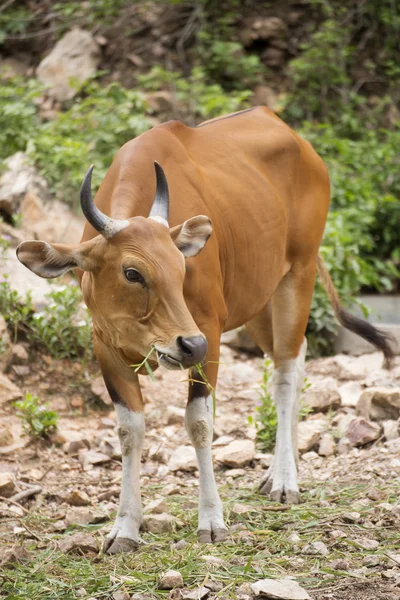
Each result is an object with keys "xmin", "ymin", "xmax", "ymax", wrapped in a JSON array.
[
  {"xmin": 182, "ymin": 587, "xmax": 209, "ymax": 600},
  {"xmin": 346, "ymin": 417, "xmax": 381, "ymax": 446},
  {"xmin": 298, "ymin": 418, "xmax": 327, "ymax": 453},
  {"xmin": 158, "ymin": 569, "xmax": 184, "ymax": 590},
  {"xmin": 0, "ymin": 152, "xmax": 49, "ymax": 217},
  {"xmin": 78, "ymin": 449, "xmax": 111, "ymax": 470},
  {"xmin": 251, "ymin": 578, "xmax": 311, "ymax": 599},
  {"xmin": 0, "ymin": 316, "xmax": 12, "ymax": 373},
  {"xmin": 220, "ymin": 327, "xmax": 261, "ymax": 355},
  {"xmin": 357, "ymin": 387, "xmax": 400, "ymax": 421},
  {"xmin": 338, "ymin": 381, "xmax": 363, "ymax": 408},
  {"xmin": 58, "ymin": 532, "xmax": 98, "ymax": 554},
  {"xmin": 0, "ymin": 472, "xmax": 16, "ymax": 497},
  {"xmin": 214, "ymin": 439, "xmax": 255, "ymax": 467},
  {"xmin": 168, "ymin": 445, "xmax": 197, "ymax": 472},
  {"xmin": 66, "ymin": 490, "xmax": 90, "ymax": 507},
  {"xmin": 303, "ymin": 378, "xmax": 341, "ymax": 413},
  {"xmin": 318, "ymin": 433, "xmax": 336, "ymax": 457},
  {"xmin": 0, "ymin": 373, "xmax": 22, "ymax": 404},
  {"xmin": 143, "ymin": 513, "xmax": 182, "ymax": 533},
  {"xmin": 383, "ymin": 420, "xmax": 399, "ymax": 441},
  {"xmin": 37, "ymin": 29, "xmax": 100, "ymax": 101}
]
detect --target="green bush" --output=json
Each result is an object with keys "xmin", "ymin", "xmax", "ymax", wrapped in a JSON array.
[
  {"xmin": 14, "ymin": 393, "xmax": 58, "ymax": 440},
  {"xmin": 0, "ymin": 276, "xmax": 93, "ymax": 361},
  {"xmin": 138, "ymin": 66, "xmax": 252, "ymax": 120}
]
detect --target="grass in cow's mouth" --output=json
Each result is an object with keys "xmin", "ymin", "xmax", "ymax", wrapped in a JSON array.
[{"xmin": 131, "ymin": 346, "xmax": 157, "ymax": 380}]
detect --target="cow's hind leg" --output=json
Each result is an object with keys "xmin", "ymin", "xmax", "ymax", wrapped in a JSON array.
[
  {"xmin": 248, "ymin": 263, "xmax": 315, "ymax": 503},
  {"xmin": 186, "ymin": 328, "xmax": 228, "ymax": 543}
]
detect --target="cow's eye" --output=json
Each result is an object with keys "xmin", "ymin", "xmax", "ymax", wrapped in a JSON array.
[{"xmin": 124, "ymin": 268, "xmax": 145, "ymax": 285}]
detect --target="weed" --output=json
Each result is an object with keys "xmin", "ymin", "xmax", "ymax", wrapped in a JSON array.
[
  {"xmin": 14, "ymin": 392, "xmax": 58, "ymax": 439},
  {"xmin": 0, "ymin": 276, "xmax": 33, "ymax": 342},
  {"xmin": 249, "ymin": 358, "xmax": 312, "ymax": 452},
  {"xmin": 29, "ymin": 285, "xmax": 93, "ymax": 361}
]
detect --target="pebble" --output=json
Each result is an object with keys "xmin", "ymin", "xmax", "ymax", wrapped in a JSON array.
[{"xmin": 159, "ymin": 570, "xmax": 184, "ymax": 590}]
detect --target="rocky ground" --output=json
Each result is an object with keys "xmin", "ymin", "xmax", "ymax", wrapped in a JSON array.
[{"xmin": 0, "ymin": 341, "xmax": 400, "ymax": 600}]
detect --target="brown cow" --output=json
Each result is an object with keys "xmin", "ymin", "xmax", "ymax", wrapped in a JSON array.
[{"xmin": 16, "ymin": 106, "xmax": 393, "ymax": 554}]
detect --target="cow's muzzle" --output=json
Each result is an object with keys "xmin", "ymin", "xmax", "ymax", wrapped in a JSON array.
[{"xmin": 156, "ymin": 335, "xmax": 208, "ymax": 370}]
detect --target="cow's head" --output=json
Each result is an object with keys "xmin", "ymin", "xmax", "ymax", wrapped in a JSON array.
[{"xmin": 16, "ymin": 163, "xmax": 212, "ymax": 370}]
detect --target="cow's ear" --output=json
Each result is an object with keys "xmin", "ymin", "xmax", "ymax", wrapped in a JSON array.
[
  {"xmin": 170, "ymin": 215, "xmax": 212, "ymax": 258},
  {"xmin": 16, "ymin": 239, "xmax": 101, "ymax": 279}
]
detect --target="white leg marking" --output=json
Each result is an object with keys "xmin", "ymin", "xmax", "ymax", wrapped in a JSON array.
[
  {"xmin": 104, "ymin": 404, "xmax": 145, "ymax": 553},
  {"xmin": 185, "ymin": 395, "xmax": 227, "ymax": 542},
  {"xmin": 260, "ymin": 338, "xmax": 307, "ymax": 503}
]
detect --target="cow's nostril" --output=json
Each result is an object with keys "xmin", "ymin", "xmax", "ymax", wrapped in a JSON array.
[{"xmin": 177, "ymin": 335, "xmax": 208, "ymax": 364}]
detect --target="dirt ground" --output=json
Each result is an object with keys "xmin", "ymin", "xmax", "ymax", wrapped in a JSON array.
[{"xmin": 1, "ymin": 345, "xmax": 400, "ymax": 600}]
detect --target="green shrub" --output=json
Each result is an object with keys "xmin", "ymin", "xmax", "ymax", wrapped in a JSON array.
[
  {"xmin": 14, "ymin": 393, "xmax": 58, "ymax": 440},
  {"xmin": 0, "ymin": 275, "xmax": 93, "ymax": 360},
  {"xmin": 138, "ymin": 66, "xmax": 252, "ymax": 120},
  {"xmin": 30, "ymin": 285, "xmax": 93, "ymax": 361}
]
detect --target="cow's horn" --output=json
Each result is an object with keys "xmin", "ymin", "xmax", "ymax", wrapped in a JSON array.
[
  {"xmin": 149, "ymin": 162, "xmax": 169, "ymax": 226},
  {"xmin": 80, "ymin": 165, "xmax": 129, "ymax": 239}
]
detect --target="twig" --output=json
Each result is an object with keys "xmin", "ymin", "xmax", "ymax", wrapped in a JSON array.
[
  {"xmin": 0, "ymin": 496, "xmax": 29, "ymax": 514},
  {"xmin": 261, "ymin": 505, "xmax": 291, "ymax": 512},
  {"xmin": 0, "ymin": 0, "xmax": 17, "ymax": 15},
  {"xmin": 11, "ymin": 485, "xmax": 42, "ymax": 503},
  {"xmin": 385, "ymin": 552, "xmax": 400, "ymax": 567},
  {"xmin": 37, "ymin": 458, "xmax": 65, "ymax": 481}
]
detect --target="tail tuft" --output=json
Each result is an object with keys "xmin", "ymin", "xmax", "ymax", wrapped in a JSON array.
[{"xmin": 317, "ymin": 255, "xmax": 396, "ymax": 368}]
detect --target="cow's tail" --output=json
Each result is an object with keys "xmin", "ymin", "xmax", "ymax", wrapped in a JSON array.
[{"xmin": 316, "ymin": 255, "xmax": 395, "ymax": 367}]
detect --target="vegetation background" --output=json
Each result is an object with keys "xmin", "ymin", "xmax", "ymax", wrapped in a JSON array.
[{"xmin": 1, "ymin": 0, "xmax": 399, "ymax": 357}]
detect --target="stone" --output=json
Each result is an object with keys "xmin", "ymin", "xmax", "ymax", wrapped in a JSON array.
[
  {"xmin": 214, "ymin": 439, "xmax": 255, "ymax": 467},
  {"xmin": 303, "ymin": 378, "xmax": 341, "ymax": 413},
  {"xmin": 0, "ymin": 545, "xmax": 30, "ymax": 567},
  {"xmin": 0, "ymin": 472, "xmax": 16, "ymax": 497},
  {"xmin": 0, "ymin": 373, "xmax": 22, "ymax": 404},
  {"xmin": 159, "ymin": 570, "xmax": 184, "ymax": 590},
  {"xmin": 304, "ymin": 541, "xmax": 328, "ymax": 556},
  {"xmin": 65, "ymin": 439, "xmax": 90, "ymax": 455},
  {"xmin": 343, "ymin": 512, "xmax": 361, "ymax": 523},
  {"xmin": 357, "ymin": 387, "xmax": 400, "ymax": 421},
  {"xmin": 0, "ymin": 424, "xmax": 14, "ymax": 447},
  {"xmin": 37, "ymin": 28, "xmax": 100, "ymax": 101},
  {"xmin": 213, "ymin": 435, "xmax": 235, "ymax": 447},
  {"xmin": 220, "ymin": 327, "xmax": 261, "ymax": 354},
  {"xmin": 297, "ymin": 418, "xmax": 327, "ymax": 453},
  {"xmin": 66, "ymin": 490, "xmax": 90, "ymax": 507},
  {"xmin": 225, "ymin": 468, "xmax": 246, "ymax": 478},
  {"xmin": 90, "ymin": 376, "xmax": 112, "ymax": 405},
  {"xmin": 201, "ymin": 555, "xmax": 225, "ymax": 567},
  {"xmin": 357, "ymin": 538, "xmax": 379, "ymax": 550},
  {"xmin": 318, "ymin": 433, "xmax": 336, "ymax": 457},
  {"xmin": 182, "ymin": 587, "xmax": 209, "ymax": 600},
  {"xmin": 112, "ymin": 593, "xmax": 130, "ymax": 600},
  {"xmin": 337, "ymin": 438, "xmax": 352, "ymax": 454},
  {"xmin": 65, "ymin": 507, "xmax": 107, "ymax": 527},
  {"xmin": 78, "ymin": 449, "xmax": 111, "ymax": 469},
  {"xmin": 168, "ymin": 446, "xmax": 197, "ymax": 472},
  {"xmin": 251, "ymin": 578, "xmax": 311, "ymax": 599},
  {"xmin": 252, "ymin": 86, "xmax": 278, "ymax": 110},
  {"xmin": 165, "ymin": 406, "xmax": 185, "ymax": 425},
  {"xmin": 143, "ymin": 513, "xmax": 182, "ymax": 533},
  {"xmin": 338, "ymin": 381, "xmax": 363, "ymax": 408},
  {"xmin": 146, "ymin": 91, "xmax": 177, "ymax": 114},
  {"xmin": 346, "ymin": 418, "xmax": 381, "ymax": 446},
  {"xmin": 2, "ymin": 247, "xmax": 52, "ymax": 311},
  {"xmin": 99, "ymin": 436, "xmax": 122, "ymax": 460},
  {"xmin": 144, "ymin": 498, "xmax": 169, "ymax": 514},
  {"xmin": 58, "ymin": 532, "xmax": 98, "ymax": 554},
  {"xmin": 11, "ymin": 344, "xmax": 28, "ymax": 362},
  {"xmin": 383, "ymin": 420, "xmax": 399, "ymax": 441},
  {"xmin": 0, "ymin": 316, "xmax": 12, "ymax": 373},
  {"xmin": 20, "ymin": 193, "xmax": 83, "ymax": 245},
  {"xmin": 240, "ymin": 17, "xmax": 287, "ymax": 46},
  {"xmin": 0, "ymin": 152, "xmax": 49, "ymax": 217},
  {"xmin": 331, "ymin": 559, "xmax": 349, "ymax": 571}
]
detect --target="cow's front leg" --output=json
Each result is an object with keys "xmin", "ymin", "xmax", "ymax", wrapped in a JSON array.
[
  {"xmin": 186, "ymin": 364, "xmax": 228, "ymax": 543},
  {"xmin": 95, "ymin": 335, "xmax": 145, "ymax": 554},
  {"xmin": 104, "ymin": 402, "xmax": 145, "ymax": 554}
]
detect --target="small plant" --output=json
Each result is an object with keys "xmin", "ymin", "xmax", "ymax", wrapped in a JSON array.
[
  {"xmin": 249, "ymin": 358, "xmax": 312, "ymax": 452},
  {"xmin": 29, "ymin": 285, "xmax": 93, "ymax": 361},
  {"xmin": 249, "ymin": 358, "xmax": 276, "ymax": 452},
  {"xmin": 0, "ymin": 276, "xmax": 33, "ymax": 342},
  {"xmin": 14, "ymin": 392, "xmax": 58, "ymax": 439}
]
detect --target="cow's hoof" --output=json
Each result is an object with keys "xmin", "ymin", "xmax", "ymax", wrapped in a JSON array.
[
  {"xmin": 198, "ymin": 527, "xmax": 228, "ymax": 543},
  {"xmin": 270, "ymin": 488, "xmax": 300, "ymax": 505},
  {"xmin": 104, "ymin": 537, "xmax": 139, "ymax": 554}
]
